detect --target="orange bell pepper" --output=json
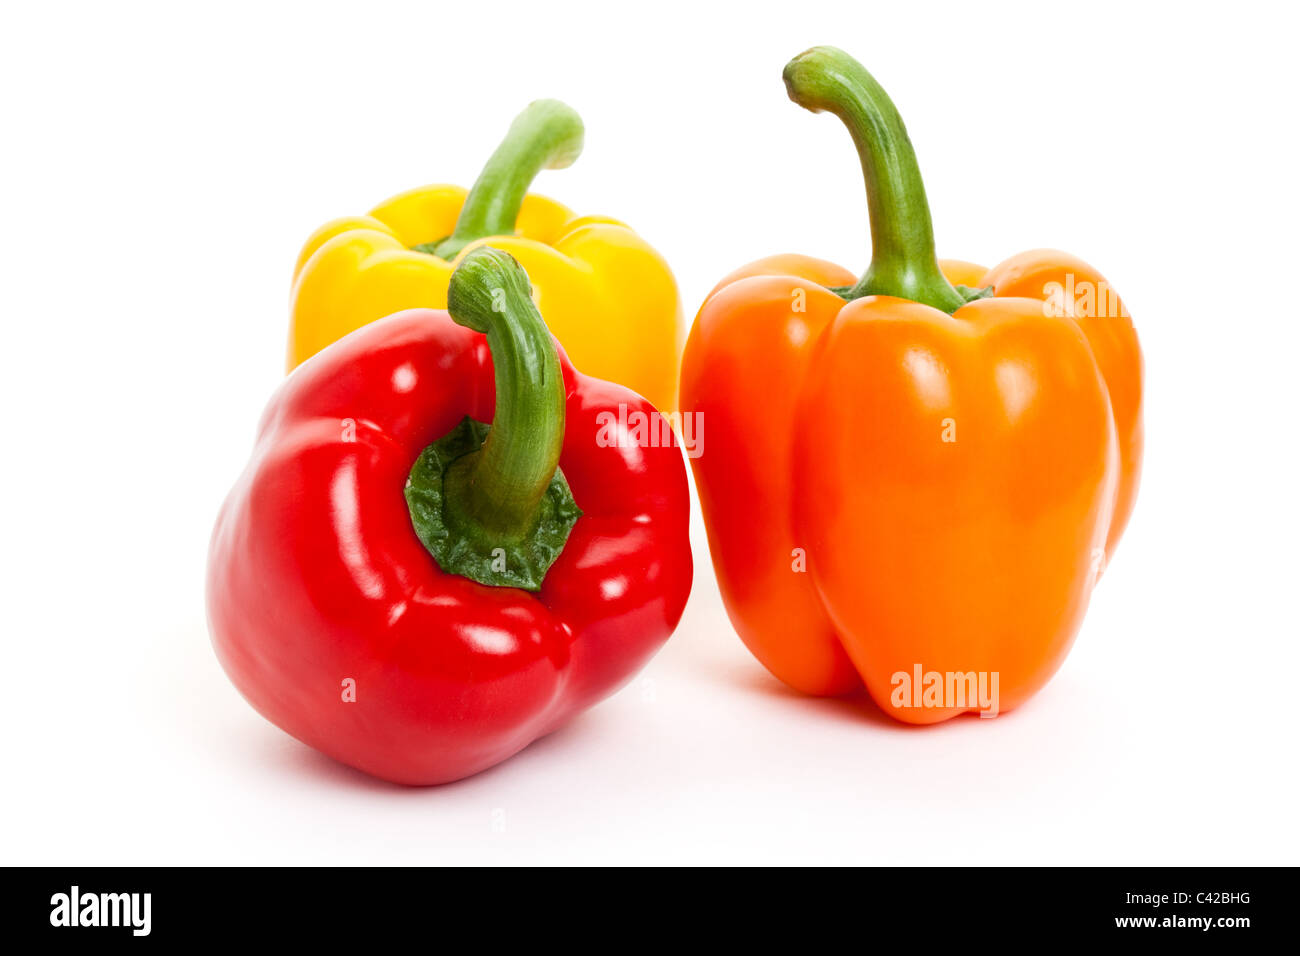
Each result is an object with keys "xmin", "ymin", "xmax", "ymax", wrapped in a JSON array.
[{"xmin": 680, "ymin": 47, "xmax": 1143, "ymax": 721}]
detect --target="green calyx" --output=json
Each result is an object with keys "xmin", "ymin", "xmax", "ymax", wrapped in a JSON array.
[
  {"xmin": 414, "ymin": 100, "xmax": 584, "ymax": 260},
  {"xmin": 404, "ymin": 247, "xmax": 581, "ymax": 591},
  {"xmin": 783, "ymin": 46, "xmax": 990, "ymax": 312}
]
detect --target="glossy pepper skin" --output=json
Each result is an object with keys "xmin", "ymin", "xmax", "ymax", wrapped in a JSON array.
[
  {"xmin": 289, "ymin": 99, "xmax": 683, "ymax": 414},
  {"xmin": 210, "ymin": 249, "xmax": 692, "ymax": 785},
  {"xmin": 680, "ymin": 48, "xmax": 1143, "ymax": 720}
]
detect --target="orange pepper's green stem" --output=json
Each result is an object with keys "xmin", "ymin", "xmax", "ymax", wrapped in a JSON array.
[
  {"xmin": 421, "ymin": 100, "xmax": 584, "ymax": 260},
  {"xmin": 783, "ymin": 46, "xmax": 976, "ymax": 312}
]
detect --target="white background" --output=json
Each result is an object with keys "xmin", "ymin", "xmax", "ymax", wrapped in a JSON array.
[{"xmin": 3, "ymin": 0, "xmax": 1297, "ymax": 865}]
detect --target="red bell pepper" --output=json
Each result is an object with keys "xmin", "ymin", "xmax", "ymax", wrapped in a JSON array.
[{"xmin": 208, "ymin": 248, "xmax": 692, "ymax": 785}]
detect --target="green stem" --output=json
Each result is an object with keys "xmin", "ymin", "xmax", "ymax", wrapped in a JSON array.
[
  {"xmin": 783, "ymin": 46, "xmax": 972, "ymax": 312},
  {"xmin": 422, "ymin": 100, "xmax": 584, "ymax": 260},
  {"xmin": 445, "ymin": 248, "xmax": 566, "ymax": 534},
  {"xmin": 404, "ymin": 248, "xmax": 582, "ymax": 590}
]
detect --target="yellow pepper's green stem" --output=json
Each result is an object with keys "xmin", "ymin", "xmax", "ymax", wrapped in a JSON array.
[
  {"xmin": 421, "ymin": 100, "xmax": 584, "ymax": 261},
  {"xmin": 783, "ymin": 47, "xmax": 980, "ymax": 312}
]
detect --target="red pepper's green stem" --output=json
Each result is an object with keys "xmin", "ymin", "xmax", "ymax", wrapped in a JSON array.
[
  {"xmin": 405, "ymin": 248, "xmax": 581, "ymax": 590},
  {"xmin": 783, "ymin": 47, "xmax": 971, "ymax": 312},
  {"xmin": 423, "ymin": 100, "xmax": 584, "ymax": 260},
  {"xmin": 446, "ymin": 248, "xmax": 566, "ymax": 534}
]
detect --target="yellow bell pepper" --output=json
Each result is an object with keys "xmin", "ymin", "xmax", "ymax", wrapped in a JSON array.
[{"xmin": 288, "ymin": 99, "xmax": 683, "ymax": 414}]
